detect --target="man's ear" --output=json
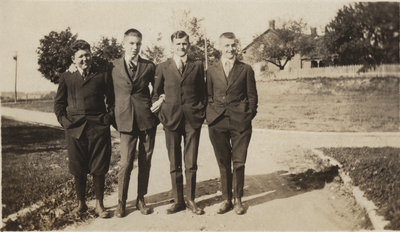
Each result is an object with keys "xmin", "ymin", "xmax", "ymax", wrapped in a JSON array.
[{"xmin": 71, "ymin": 55, "xmax": 75, "ymax": 63}]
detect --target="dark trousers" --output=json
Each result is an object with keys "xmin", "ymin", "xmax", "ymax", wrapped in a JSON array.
[
  {"xmin": 164, "ymin": 119, "xmax": 201, "ymax": 203},
  {"xmin": 66, "ymin": 126, "xmax": 111, "ymax": 177},
  {"xmin": 118, "ymin": 127, "xmax": 156, "ymax": 202},
  {"xmin": 208, "ymin": 115, "xmax": 252, "ymax": 200}
]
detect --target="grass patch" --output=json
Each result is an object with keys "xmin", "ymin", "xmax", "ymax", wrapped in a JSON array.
[
  {"xmin": 320, "ymin": 147, "xmax": 400, "ymax": 230},
  {"xmin": 255, "ymin": 76, "xmax": 399, "ymax": 132},
  {"xmin": 1, "ymin": 117, "xmax": 121, "ymax": 230}
]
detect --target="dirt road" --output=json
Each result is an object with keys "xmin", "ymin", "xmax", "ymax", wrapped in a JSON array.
[{"xmin": 2, "ymin": 107, "xmax": 399, "ymax": 230}]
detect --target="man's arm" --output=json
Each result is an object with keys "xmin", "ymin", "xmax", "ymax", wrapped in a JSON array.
[
  {"xmin": 104, "ymin": 64, "xmax": 115, "ymax": 125},
  {"xmin": 150, "ymin": 63, "xmax": 165, "ymax": 113},
  {"xmin": 246, "ymin": 66, "xmax": 258, "ymax": 118},
  {"xmin": 54, "ymin": 75, "xmax": 70, "ymax": 128}
]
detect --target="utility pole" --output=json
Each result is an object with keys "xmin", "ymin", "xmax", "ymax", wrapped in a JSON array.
[
  {"xmin": 203, "ymin": 29, "xmax": 208, "ymax": 71},
  {"xmin": 13, "ymin": 52, "xmax": 18, "ymax": 103}
]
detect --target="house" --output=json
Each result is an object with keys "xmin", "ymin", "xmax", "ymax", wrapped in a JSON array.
[{"xmin": 241, "ymin": 20, "xmax": 327, "ymax": 78}]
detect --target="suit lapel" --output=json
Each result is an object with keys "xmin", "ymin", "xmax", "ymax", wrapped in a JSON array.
[
  {"xmin": 133, "ymin": 56, "xmax": 146, "ymax": 82},
  {"xmin": 216, "ymin": 61, "xmax": 228, "ymax": 87},
  {"xmin": 227, "ymin": 60, "xmax": 244, "ymax": 90},
  {"xmin": 82, "ymin": 71, "xmax": 95, "ymax": 85},
  {"xmin": 167, "ymin": 58, "xmax": 182, "ymax": 81},
  {"xmin": 181, "ymin": 59, "xmax": 195, "ymax": 83},
  {"xmin": 116, "ymin": 58, "xmax": 132, "ymax": 83}
]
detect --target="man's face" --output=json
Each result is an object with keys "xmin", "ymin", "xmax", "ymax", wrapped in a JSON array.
[
  {"xmin": 123, "ymin": 35, "xmax": 142, "ymax": 59},
  {"xmin": 172, "ymin": 37, "xmax": 190, "ymax": 57},
  {"xmin": 72, "ymin": 49, "xmax": 92, "ymax": 71},
  {"xmin": 219, "ymin": 37, "xmax": 237, "ymax": 60}
]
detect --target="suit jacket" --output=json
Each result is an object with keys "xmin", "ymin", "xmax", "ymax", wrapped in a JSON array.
[
  {"xmin": 206, "ymin": 59, "xmax": 258, "ymax": 132},
  {"xmin": 111, "ymin": 56, "xmax": 159, "ymax": 132},
  {"xmin": 152, "ymin": 58, "xmax": 207, "ymax": 131},
  {"xmin": 54, "ymin": 65, "xmax": 115, "ymax": 139}
]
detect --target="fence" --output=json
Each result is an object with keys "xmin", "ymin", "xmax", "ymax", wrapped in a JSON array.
[{"xmin": 258, "ymin": 64, "xmax": 400, "ymax": 80}]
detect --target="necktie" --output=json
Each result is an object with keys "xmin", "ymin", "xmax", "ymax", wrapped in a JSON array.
[
  {"xmin": 82, "ymin": 70, "xmax": 88, "ymax": 80},
  {"xmin": 224, "ymin": 61, "xmax": 232, "ymax": 77},
  {"xmin": 178, "ymin": 59, "xmax": 185, "ymax": 75},
  {"xmin": 130, "ymin": 61, "xmax": 137, "ymax": 78}
]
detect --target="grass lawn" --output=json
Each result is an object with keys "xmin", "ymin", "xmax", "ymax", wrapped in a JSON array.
[
  {"xmin": 321, "ymin": 147, "xmax": 400, "ymax": 230},
  {"xmin": 254, "ymin": 77, "xmax": 399, "ymax": 132},
  {"xmin": 1, "ymin": 117, "xmax": 120, "ymax": 230},
  {"xmin": 3, "ymin": 77, "xmax": 398, "ymax": 132}
]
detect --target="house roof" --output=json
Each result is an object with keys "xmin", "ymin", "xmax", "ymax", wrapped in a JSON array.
[{"xmin": 242, "ymin": 29, "xmax": 273, "ymax": 52}]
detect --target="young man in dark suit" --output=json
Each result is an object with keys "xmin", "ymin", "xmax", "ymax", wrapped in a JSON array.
[
  {"xmin": 54, "ymin": 40, "xmax": 114, "ymax": 218},
  {"xmin": 151, "ymin": 31, "xmax": 207, "ymax": 215},
  {"xmin": 206, "ymin": 32, "xmax": 258, "ymax": 215},
  {"xmin": 111, "ymin": 29, "xmax": 159, "ymax": 217}
]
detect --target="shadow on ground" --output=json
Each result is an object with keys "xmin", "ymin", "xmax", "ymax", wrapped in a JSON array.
[
  {"xmin": 117, "ymin": 166, "xmax": 338, "ymax": 216},
  {"xmin": 1, "ymin": 117, "xmax": 65, "ymax": 154}
]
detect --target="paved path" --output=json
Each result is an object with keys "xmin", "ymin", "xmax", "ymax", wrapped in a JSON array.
[{"xmin": 2, "ymin": 107, "xmax": 399, "ymax": 230}]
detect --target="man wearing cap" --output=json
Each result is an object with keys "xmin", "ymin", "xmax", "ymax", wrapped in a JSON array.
[{"xmin": 54, "ymin": 39, "xmax": 114, "ymax": 218}]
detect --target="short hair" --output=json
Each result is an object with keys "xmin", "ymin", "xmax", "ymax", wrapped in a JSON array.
[
  {"xmin": 171, "ymin": 30, "xmax": 189, "ymax": 42},
  {"xmin": 219, "ymin": 32, "xmax": 237, "ymax": 40},
  {"xmin": 124, "ymin": 28, "xmax": 142, "ymax": 39},
  {"xmin": 71, "ymin": 40, "xmax": 91, "ymax": 54}
]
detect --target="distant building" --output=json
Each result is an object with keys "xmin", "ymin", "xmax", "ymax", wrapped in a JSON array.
[{"xmin": 241, "ymin": 20, "xmax": 329, "ymax": 78}]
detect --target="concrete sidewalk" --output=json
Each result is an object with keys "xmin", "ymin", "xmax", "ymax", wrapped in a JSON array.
[{"xmin": 2, "ymin": 107, "xmax": 400, "ymax": 230}]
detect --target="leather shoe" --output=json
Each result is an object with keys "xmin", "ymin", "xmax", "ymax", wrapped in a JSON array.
[
  {"xmin": 136, "ymin": 198, "xmax": 153, "ymax": 215},
  {"xmin": 72, "ymin": 202, "xmax": 88, "ymax": 217},
  {"xmin": 166, "ymin": 202, "xmax": 186, "ymax": 214},
  {"xmin": 95, "ymin": 207, "xmax": 111, "ymax": 218},
  {"xmin": 115, "ymin": 200, "xmax": 126, "ymax": 218},
  {"xmin": 217, "ymin": 200, "xmax": 233, "ymax": 214},
  {"xmin": 186, "ymin": 200, "xmax": 204, "ymax": 215},
  {"xmin": 234, "ymin": 198, "xmax": 246, "ymax": 215}
]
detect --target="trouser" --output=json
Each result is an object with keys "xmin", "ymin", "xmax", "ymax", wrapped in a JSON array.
[
  {"xmin": 118, "ymin": 127, "xmax": 156, "ymax": 202},
  {"xmin": 164, "ymin": 119, "xmax": 201, "ymax": 203},
  {"xmin": 208, "ymin": 115, "xmax": 252, "ymax": 200},
  {"xmin": 66, "ymin": 127, "xmax": 111, "ymax": 176}
]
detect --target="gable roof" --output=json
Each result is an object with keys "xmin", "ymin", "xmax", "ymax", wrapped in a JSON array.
[{"xmin": 242, "ymin": 29, "xmax": 275, "ymax": 51}]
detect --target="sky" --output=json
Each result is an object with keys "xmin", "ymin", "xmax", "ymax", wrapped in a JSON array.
[{"xmin": 0, "ymin": 0, "xmax": 351, "ymax": 93}]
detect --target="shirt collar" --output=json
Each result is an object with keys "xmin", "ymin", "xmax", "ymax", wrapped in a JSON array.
[
  {"xmin": 173, "ymin": 54, "xmax": 187, "ymax": 66},
  {"xmin": 76, "ymin": 66, "xmax": 90, "ymax": 76},
  {"xmin": 221, "ymin": 56, "xmax": 236, "ymax": 67},
  {"xmin": 125, "ymin": 55, "xmax": 139, "ymax": 67}
]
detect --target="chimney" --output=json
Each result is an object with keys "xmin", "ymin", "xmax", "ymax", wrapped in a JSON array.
[
  {"xmin": 311, "ymin": 27, "xmax": 317, "ymax": 37},
  {"xmin": 269, "ymin": 20, "xmax": 275, "ymax": 30}
]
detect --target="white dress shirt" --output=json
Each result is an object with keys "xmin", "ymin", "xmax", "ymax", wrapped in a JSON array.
[
  {"xmin": 173, "ymin": 54, "xmax": 187, "ymax": 72},
  {"xmin": 221, "ymin": 56, "xmax": 235, "ymax": 77}
]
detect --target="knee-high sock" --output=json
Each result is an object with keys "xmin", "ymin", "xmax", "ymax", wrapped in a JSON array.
[
  {"xmin": 93, "ymin": 174, "xmax": 105, "ymax": 201},
  {"xmin": 74, "ymin": 175, "xmax": 87, "ymax": 201}
]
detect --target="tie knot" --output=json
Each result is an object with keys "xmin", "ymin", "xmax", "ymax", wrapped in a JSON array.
[{"xmin": 130, "ymin": 62, "xmax": 137, "ymax": 71}]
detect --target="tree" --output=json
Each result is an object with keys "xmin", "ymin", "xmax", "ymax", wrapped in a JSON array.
[
  {"xmin": 91, "ymin": 36, "xmax": 123, "ymax": 68},
  {"xmin": 141, "ymin": 33, "xmax": 166, "ymax": 64},
  {"xmin": 171, "ymin": 10, "xmax": 219, "ymax": 66},
  {"xmin": 92, "ymin": 36, "xmax": 123, "ymax": 61},
  {"xmin": 249, "ymin": 19, "xmax": 316, "ymax": 70},
  {"xmin": 324, "ymin": 2, "xmax": 399, "ymax": 67},
  {"xmin": 37, "ymin": 27, "xmax": 77, "ymax": 83}
]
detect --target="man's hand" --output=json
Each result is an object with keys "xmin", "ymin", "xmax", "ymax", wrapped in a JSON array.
[
  {"xmin": 150, "ymin": 94, "xmax": 165, "ymax": 113},
  {"xmin": 68, "ymin": 64, "xmax": 77, "ymax": 73}
]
